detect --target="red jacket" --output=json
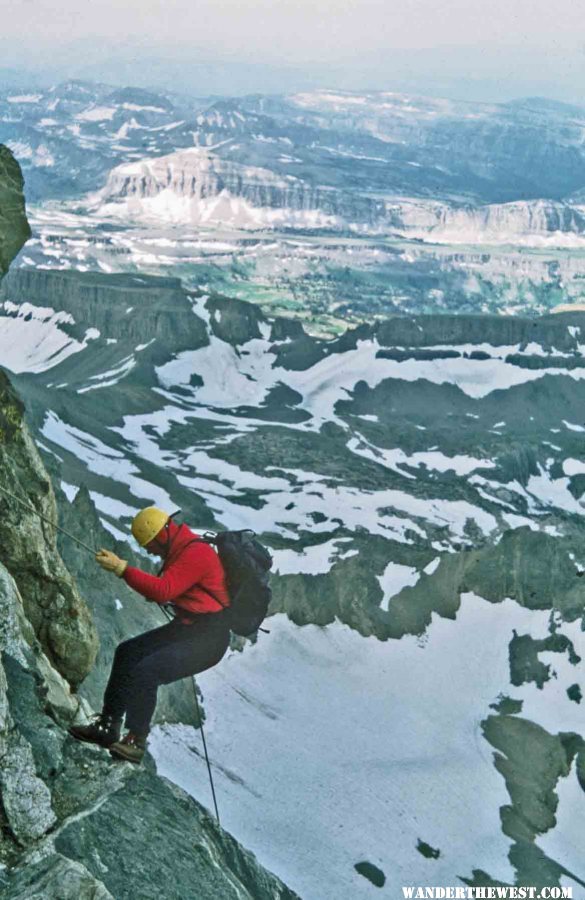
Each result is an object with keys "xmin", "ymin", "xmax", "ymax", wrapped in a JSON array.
[{"xmin": 123, "ymin": 521, "xmax": 230, "ymax": 621}]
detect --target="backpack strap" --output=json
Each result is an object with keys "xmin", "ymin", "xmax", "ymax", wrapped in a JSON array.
[{"xmin": 176, "ymin": 537, "xmax": 228, "ymax": 610}]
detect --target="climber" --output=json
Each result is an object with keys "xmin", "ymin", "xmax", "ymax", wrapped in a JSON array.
[{"xmin": 69, "ymin": 507, "xmax": 231, "ymax": 764}]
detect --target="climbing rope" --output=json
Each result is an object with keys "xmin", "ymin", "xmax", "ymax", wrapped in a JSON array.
[
  {"xmin": 160, "ymin": 603, "xmax": 221, "ymax": 824},
  {"xmin": 0, "ymin": 481, "xmax": 97, "ymax": 554}
]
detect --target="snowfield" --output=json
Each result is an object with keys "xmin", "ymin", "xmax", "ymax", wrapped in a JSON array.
[
  {"xmin": 151, "ymin": 598, "xmax": 585, "ymax": 899},
  {"xmin": 0, "ymin": 301, "xmax": 99, "ymax": 373}
]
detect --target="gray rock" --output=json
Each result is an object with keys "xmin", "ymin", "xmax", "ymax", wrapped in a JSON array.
[
  {"xmin": 0, "ymin": 146, "xmax": 31, "ymax": 277},
  {"xmin": 54, "ymin": 767, "xmax": 300, "ymax": 900},
  {"xmin": 1, "ymin": 853, "xmax": 114, "ymax": 899},
  {"xmin": 0, "ymin": 371, "xmax": 99, "ymax": 686},
  {"xmin": 0, "ymin": 565, "xmax": 59, "ymax": 851}
]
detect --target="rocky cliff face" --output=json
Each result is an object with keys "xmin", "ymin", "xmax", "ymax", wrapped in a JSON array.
[
  {"xmin": 95, "ymin": 145, "xmax": 585, "ymax": 240},
  {"xmin": 1, "ymin": 267, "xmax": 208, "ymax": 354},
  {"xmin": 0, "ymin": 147, "xmax": 31, "ymax": 276},
  {"xmin": 0, "ymin": 150, "xmax": 96, "ymax": 687},
  {"xmin": 387, "ymin": 197, "xmax": 585, "ymax": 241},
  {"xmin": 0, "ymin": 147, "xmax": 299, "ymax": 899},
  {"xmin": 0, "ymin": 370, "xmax": 98, "ymax": 686},
  {"xmin": 97, "ymin": 146, "xmax": 387, "ymax": 226}
]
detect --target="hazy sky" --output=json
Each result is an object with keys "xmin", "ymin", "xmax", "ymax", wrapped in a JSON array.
[{"xmin": 2, "ymin": 0, "xmax": 585, "ymax": 102}]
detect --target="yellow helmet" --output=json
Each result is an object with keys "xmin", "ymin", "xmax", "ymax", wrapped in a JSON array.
[{"xmin": 131, "ymin": 507, "xmax": 170, "ymax": 547}]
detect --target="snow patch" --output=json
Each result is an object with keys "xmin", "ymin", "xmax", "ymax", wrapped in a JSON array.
[
  {"xmin": 271, "ymin": 538, "xmax": 354, "ymax": 576},
  {"xmin": 377, "ymin": 562, "xmax": 419, "ymax": 611},
  {"xmin": 76, "ymin": 106, "xmax": 117, "ymax": 122}
]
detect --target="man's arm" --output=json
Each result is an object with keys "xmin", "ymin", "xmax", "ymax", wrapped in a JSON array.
[{"xmin": 123, "ymin": 546, "xmax": 209, "ymax": 604}]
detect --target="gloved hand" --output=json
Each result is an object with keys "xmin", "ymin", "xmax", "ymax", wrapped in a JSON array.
[{"xmin": 96, "ymin": 549, "xmax": 128, "ymax": 578}]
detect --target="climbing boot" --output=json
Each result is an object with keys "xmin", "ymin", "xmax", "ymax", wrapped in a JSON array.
[
  {"xmin": 69, "ymin": 713, "xmax": 122, "ymax": 748},
  {"xmin": 109, "ymin": 732, "xmax": 147, "ymax": 764}
]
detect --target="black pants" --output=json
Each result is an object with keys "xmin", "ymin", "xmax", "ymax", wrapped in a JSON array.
[{"xmin": 102, "ymin": 611, "xmax": 231, "ymax": 736}]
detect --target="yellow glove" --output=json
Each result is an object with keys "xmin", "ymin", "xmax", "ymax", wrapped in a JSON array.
[{"xmin": 96, "ymin": 549, "xmax": 128, "ymax": 578}]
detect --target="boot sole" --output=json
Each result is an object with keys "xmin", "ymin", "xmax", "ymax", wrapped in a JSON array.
[
  {"xmin": 69, "ymin": 729, "xmax": 117, "ymax": 749},
  {"xmin": 109, "ymin": 746, "xmax": 144, "ymax": 764}
]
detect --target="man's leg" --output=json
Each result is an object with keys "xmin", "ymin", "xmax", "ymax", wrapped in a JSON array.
[
  {"xmin": 122, "ymin": 620, "xmax": 230, "ymax": 737},
  {"xmin": 102, "ymin": 620, "xmax": 178, "ymax": 722},
  {"xmin": 71, "ymin": 620, "xmax": 180, "ymax": 747}
]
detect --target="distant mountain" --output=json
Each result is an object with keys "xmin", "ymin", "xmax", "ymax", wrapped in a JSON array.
[
  {"xmin": 8, "ymin": 79, "xmax": 585, "ymax": 335},
  {"xmin": 6, "ymin": 81, "xmax": 585, "ymax": 207},
  {"xmin": 502, "ymin": 96, "xmax": 585, "ymax": 117},
  {"xmin": 94, "ymin": 146, "xmax": 386, "ymax": 229},
  {"xmin": 0, "ymin": 80, "xmax": 206, "ymax": 201},
  {"xmin": 93, "ymin": 146, "xmax": 585, "ymax": 245}
]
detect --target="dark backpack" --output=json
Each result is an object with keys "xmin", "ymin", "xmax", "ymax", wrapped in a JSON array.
[{"xmin": 193, "ymin": 529, "xmax": 273, "ymax": 636}]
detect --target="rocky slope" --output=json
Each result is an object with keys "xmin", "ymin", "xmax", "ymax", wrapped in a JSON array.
[
  {"xmin": 0, "ymin": 368, "xmax": 98, "ymax": 686},
  {"xmin": 0, "ymin": 146, "xmax": 299, "ymax": 899}
]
